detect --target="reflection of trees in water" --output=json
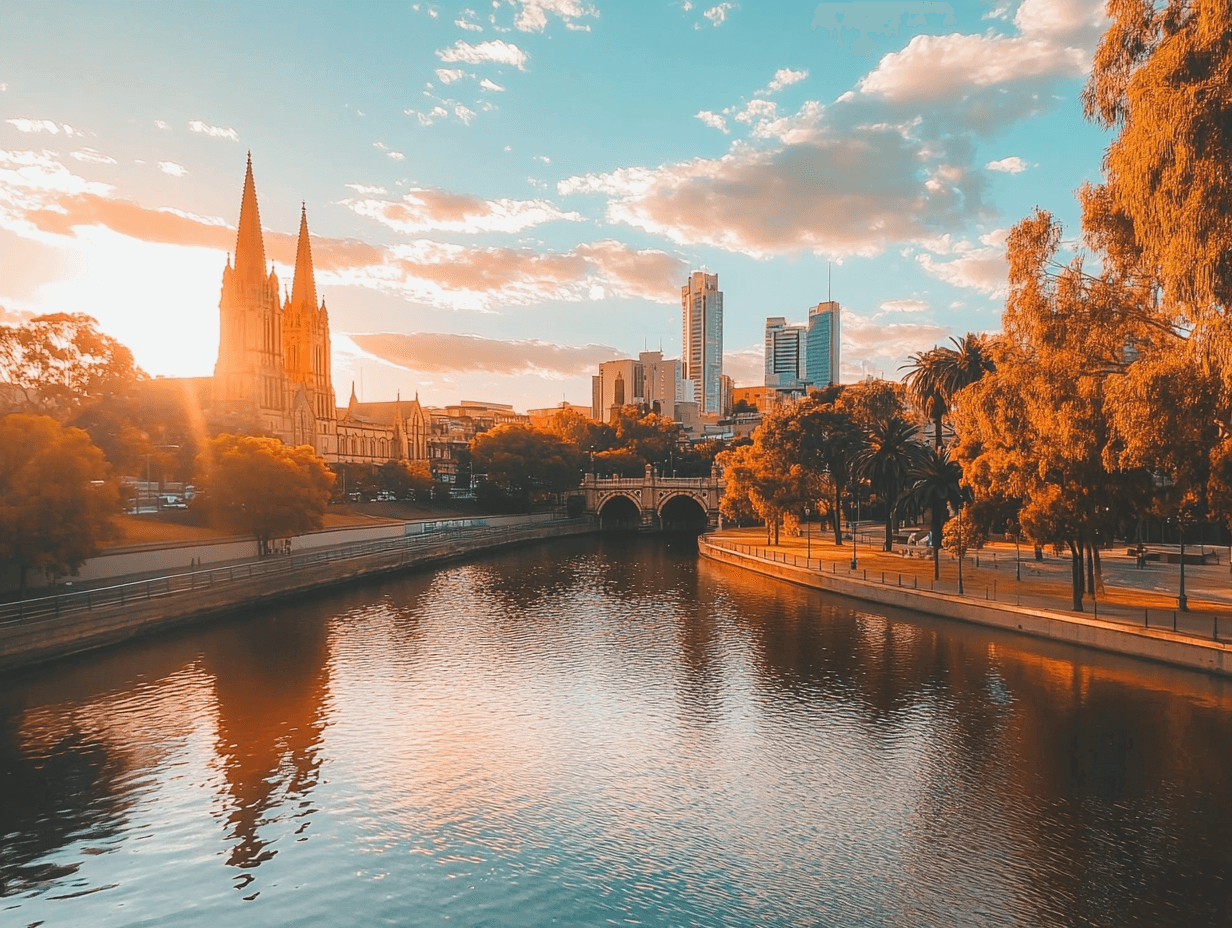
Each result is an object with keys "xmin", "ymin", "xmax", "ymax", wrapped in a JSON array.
[
  {"xmin": 0, "ymin": 720, "xmax": 129, "ymax": 897},
  {"xmin": 701, "ymin": 557, "xmax": 1232, "ymax": 926},
  {"xmin": 199, "ymin": 605, "xmax": 331, "ymax": 886}
]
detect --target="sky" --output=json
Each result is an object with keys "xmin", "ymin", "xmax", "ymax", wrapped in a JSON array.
[{"xmin": 0, "ymin": 0, "xmax": 1113, "ymax": 412}]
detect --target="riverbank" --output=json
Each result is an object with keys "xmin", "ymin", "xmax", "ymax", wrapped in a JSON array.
[
  {"xmin": 700, "ymin": 532, "xmax": 1232, "ymax": 678},
  {"xmin": 0, "ymin": 518, "xmax": 596, "ymax": 672}
]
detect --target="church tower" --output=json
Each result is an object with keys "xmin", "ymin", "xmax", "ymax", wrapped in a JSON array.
[
  {"xmin": 283, "ymin": 204, "xmax": 337, "ymax": 456},
  {"xmin": 214, "ymin": 154, "xmax": 293, "ymax": 439}
]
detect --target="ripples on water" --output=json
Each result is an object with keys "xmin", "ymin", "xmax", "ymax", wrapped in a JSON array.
[{"xmin": 2, "ymin": 536, "xmax": 1231, "ymax": 926}]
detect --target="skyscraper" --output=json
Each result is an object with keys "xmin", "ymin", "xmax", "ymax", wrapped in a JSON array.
[
  {"xmin": 805, "ymin": 301, "xmax": 841, "ymax": 388},
  {"xmin": 764, "ymin": 316, "xmax": 809, "ymax": 394},
  {"xmin": 681, "ymin": 271, "xmax": 723, "ymax": 415}
]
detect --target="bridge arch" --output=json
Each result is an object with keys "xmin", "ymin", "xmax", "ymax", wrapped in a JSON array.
[
  {"xmin": 597, "ymin": 493, "xmax": 642, "ymax": 531},
  {"xmin": 658, "ymin": 493, "xmax": 709, "ymax": 533}
]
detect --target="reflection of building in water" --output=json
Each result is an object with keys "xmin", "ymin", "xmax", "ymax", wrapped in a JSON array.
[{"xmin": 201, "ymin": 613, "xmax": 331, "ymax": 876}]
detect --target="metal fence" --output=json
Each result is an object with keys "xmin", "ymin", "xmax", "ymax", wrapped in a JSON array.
[{"xmin": 1, "ymin": 518, "xmax": 591, "ymax": 628}]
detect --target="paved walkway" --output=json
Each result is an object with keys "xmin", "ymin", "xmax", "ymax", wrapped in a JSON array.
[{"xmin": 712, "ymin": 525, "xmax": 1231, "ymax": 642}]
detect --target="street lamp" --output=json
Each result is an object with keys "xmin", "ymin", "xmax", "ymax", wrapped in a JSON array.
[
  {"xmin": 805, "ymin": 506, "xmax": 812, "ymax": 562},
  {"xmin": 957, "ymin": 505, "xmax": 965, "ymax": 595},
  {"xmin": 849, "ymin": 482, "xmax": 858, "ymax": 571}
]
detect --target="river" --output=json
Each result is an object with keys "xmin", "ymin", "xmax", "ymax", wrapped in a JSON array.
[{"xmin": 2, "ymin": 536, "xmax": 1231, "ymax": 926}]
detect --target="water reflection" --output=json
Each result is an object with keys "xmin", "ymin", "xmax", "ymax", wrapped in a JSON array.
[{"xmin": 0, "ymin": 536, "xmax": 1231, "ymax": 926}]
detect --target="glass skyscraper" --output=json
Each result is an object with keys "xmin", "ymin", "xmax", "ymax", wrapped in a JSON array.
[
  {"xmin": 681, "ymin": 271, "xmax": 723, "ymax": 415},
  {"xmin": 805, "ymin": 301, "xmax": 841, "ymax": 388}
]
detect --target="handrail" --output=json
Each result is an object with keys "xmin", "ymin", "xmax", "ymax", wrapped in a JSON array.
[{"xmin": 0, "ymin": 517, "xmax": 590, "ymax": 628}]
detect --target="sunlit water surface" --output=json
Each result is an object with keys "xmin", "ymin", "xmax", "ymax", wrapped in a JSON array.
[{"xmin": 3, "ymin": 536, "xmax": 1232, "ymax": 927}]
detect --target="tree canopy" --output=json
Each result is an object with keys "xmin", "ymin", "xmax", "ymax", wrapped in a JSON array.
[
  {"xmin": 0, "ymin": 414, "xmax": 120, "ymax": 594},
  {"xmin": 471, "ymin": 424, "xmax": 584, "ymax": 510},
  {"xmin": 0, "ymin": 313, "xmax": 142, "ymax": 420},
  {"xmin": 198, "ymin": 435, "xmax": 334, "ymax": 553}
]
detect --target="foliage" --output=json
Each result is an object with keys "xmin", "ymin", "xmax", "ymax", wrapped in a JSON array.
[
  {"xmin": 1082, "ymin": 0, "xmax": 1232, "ymax": 318},
  {"xmin": 942, "ymin": 507, "xmax": 987, "ymax": 562},
  {"xmin": 0, "ymin": 414, "xmax": 120, "ymax": 594},
  {"xmin": 198, "ymin": 434, "xmax": 334, "ymax": 553},
  {"xmin": 853, "ymin": 415, "xmax": 923, "ymax": 551},
  {"xmin": 834, "ymin": 379, "xmax": 905, "ymax": 432},
  {"xmin": 609, "ymin": 405, "xmax": 681, "ymax": 463},
  {"xmin": 592, "ymin": 448, "xmax": 646, "ymax": 477},
  {"xmin": 0, "ymin": 314, "xmax": 142, "ymax": 420},
  {"xmin": 902, "ymin": 444, "xmax": 965, "ymax": 578},
  {"xmin": 470, "ymin": 424, "xmax": 584, "ymax": 510},
  {"xmin": 542, "ymin": 407, "xmax": 615, "ymax": 453}
]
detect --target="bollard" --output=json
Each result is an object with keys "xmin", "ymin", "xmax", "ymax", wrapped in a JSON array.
[
  {"xmin": 882, "ymin": 571, "xmax": 885, "ymax": 584},
  {"xmin": 1145, "ymin": 609, "xmax": 1149, "ymax": 628},
  {"xmin": 1173, "ymin": 611, "xmax": 1177, "ymax": 632},
  {"xmin": 863, "ymin": 569, "xmax": 867, "ymax": 580},
  {"xmin": 1215, "ymin": 616, "xmax": 1219, "ymax": 640},
  {"xmin": 898, "ymin": 574, "xmax": 902, "ymax": 587}
]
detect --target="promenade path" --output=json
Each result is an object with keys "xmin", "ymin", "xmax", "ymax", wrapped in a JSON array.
[{"xmin": 712, "ymin": 525, "xmax": 1232, "ymax": 642}]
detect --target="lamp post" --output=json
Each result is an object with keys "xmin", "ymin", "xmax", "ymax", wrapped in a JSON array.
[
  {"xmin": 957, "ymin": 505, "xmax": 965, "ymax": 595},
  {"xmin": 805, "ymin": 506, "xmax": 812, "ymax": 561},
  {"xmin": 850, "ymin": 483, "xmax": 858, "ymax": 571},
  {"xmin": 1178, "ymin": 516, "xmax": 1189, "ymax": 612}
]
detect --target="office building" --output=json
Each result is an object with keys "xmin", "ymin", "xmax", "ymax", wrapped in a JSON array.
[
  {"xmin": 806, "ymin": 301, "xmax": 841, "ymax": 388},
  {"xmin": 681, "ymin": 271, "xmax": 724, "ymax": 416},
  {"xmin": 764, "ymin": 317, "xmax": 809, "ymax": 394}
]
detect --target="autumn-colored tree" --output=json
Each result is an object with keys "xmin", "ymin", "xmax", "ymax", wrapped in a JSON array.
[
  {"xmin": 0, "ymin": 314, "xmax": 142, "ymax": 420},
  {"xmin": 0, "ymin": 414, "xmax": 120, "ymax": 595},
  {"xmin": 542, "ymin": 407, "xmax": 615, "ymax": 454},
  {"xmin": 942, "ymin": 505, "xmax": 988, "ymax": 563},
  {"xmin": 954, "ymin": 210, "xmax": 1152, "ymax": 610},
  {"xmin": 903, "ymin": 335, "xmax": 996, "ymax": 449},
  {"xmin": 609, "ymin": 405, "xmax": 681, "ymax": 464},
  {"xmin": 591, "ymin": 448, "xmax": 646, "ymax": 477},
  {"xmin": 716, "ymin": 443, "xmax": 761, "ymax": 527},
  {"xmin": 834, "ymin": 378, "xmax": 906, "ymax": 432},
  {"xmin": 470, "ymin": 424, "xmax": 584, "ymax": 511},
  {"xmin": 1083, "ymin": 0, "xmax": 1232, "ymax": 322},
  {"xmin": 198, "ymin": 435, "xmax": 334, "ymax": 554}
]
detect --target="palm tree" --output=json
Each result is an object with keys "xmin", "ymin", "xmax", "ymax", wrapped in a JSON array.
[
  {"xmin": 902, "ymin": 347, "xmax": 949, "ymax": 449},
  {"xmin": 903, "ymin": 444, "xmax": 965, "ymax": 579},
  {"xmin": 902, "ymin": 334, "xmax": 996, "ymax": 449},
  {"xmin": 854, "ymin": 415, "xmax": 923, "ymax": 551}
]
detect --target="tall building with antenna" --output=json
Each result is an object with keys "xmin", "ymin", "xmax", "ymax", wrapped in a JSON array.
[
  {"xmin": 681, "ymin": 271, "xmax": 724, "ymax": 416},
  {"xmin": 805, "ymin": 301, "xmax": 841, "ymax": 388}
]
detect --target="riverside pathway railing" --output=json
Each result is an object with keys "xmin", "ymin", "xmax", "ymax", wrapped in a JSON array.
[
  {"xmin": 707, "ymin": 538, "xmax": 1226, "ymax": 645},
  {"xmin": 0, "ymin": 518, "xmax": 589, "ymax": 628}
]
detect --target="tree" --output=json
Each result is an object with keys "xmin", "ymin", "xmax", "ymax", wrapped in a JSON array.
[
  {"xmin": 853, "ymin": 415, "xmax": 923, "ymax": 551},
  {"xmin": 903, "ymin": 444, "xmax": 965, "ymax": 578},
  {"xmin": 942, "ymin": 505, "xmax": 988, "ymax": 562},
  {"xmin": 470, "ymin": 424, "xmax": 584, "ymax": 511},
  {"xmin": 0, "ymin": 414, "xmax": 120, "ymax": 595},
  {"xmin": 0, "ymin": 313, "xmax": 142, "ymax": 419},
  {"xmin": 1082, "ymin": 0, "xmax": 1232, "ymax": 320},
  {"xmin": 902, "ymin": 347, "xmax": 950, "ymax": 449},
  {"xmin": 609, "ymin": 405, "xmax": 681, "ymax": 464},
  {"xmin": 542, "ymin": 407, "xmax": 615, "ymax": 453},
  {"xmin": 198, "ymin": 435, "xmax": 334, "ymax": 554}
]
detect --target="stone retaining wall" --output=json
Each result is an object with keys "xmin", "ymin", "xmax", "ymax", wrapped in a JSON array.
[
  {"xmin": 1, "ymin": 520, "xmax": 594, "ymax": 672},
  {"xmin": 699, "ymin": 536, "xmax": 1232, "ymax": 678}
]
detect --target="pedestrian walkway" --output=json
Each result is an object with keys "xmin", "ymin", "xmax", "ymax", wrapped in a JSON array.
[{"xmin": 713, "ymin": 526, "xmax": 1230, "ymax": 642}]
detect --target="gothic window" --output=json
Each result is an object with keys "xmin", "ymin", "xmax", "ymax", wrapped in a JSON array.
[{"xmin": 379, "ymin": 439, "xmax": 387, "ymax": 459}]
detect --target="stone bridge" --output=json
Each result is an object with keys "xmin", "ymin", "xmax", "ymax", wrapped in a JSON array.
[{"xmin": 581, "ymin": 464, "xmax": 724, "ymax": 531}]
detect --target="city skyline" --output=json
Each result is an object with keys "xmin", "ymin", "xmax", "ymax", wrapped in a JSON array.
[{"xmin": 0, "ymin": 1, "xmax": 1111, "ymax": 411}]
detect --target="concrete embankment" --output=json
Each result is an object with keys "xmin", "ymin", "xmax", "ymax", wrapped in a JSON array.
[
  {"xmin": 0, "ymin": 519, "xmax": 595, "ymax": 672},
  {"xmin": 699, "ymin": 535, "xmax": 1232, "ymax": 678}
]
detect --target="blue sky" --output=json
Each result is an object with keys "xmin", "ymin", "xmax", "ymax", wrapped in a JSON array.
[{"xmin": 0, "ymin": 0, "xmax": 1111, "ymax": 411}]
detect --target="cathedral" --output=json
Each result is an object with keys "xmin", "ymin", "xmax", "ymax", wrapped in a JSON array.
[{"xmin": 208, "ymin": 155, "xmax": 427, "ymax": 464}]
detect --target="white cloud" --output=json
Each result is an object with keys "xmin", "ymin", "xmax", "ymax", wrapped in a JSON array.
[
  {"xmin": 435, "ymin": 68, "xmax": 466, "ymax": 84},
  {"xmin": 6, "ymin": 118, "xmax": 79, "ymax": 136},
  {"xmin": 916, "ymin": 229, "xmax": 1009, "ymax": 297},
  {"xmin": 345, "ymin": 183, "xmax": 388, "ymax": 195},
  {"xmin": 986, "ymin": 156, "xmax": 1030, "ymax": 173},
  {"xmin": 153, "ymin": 119, "xmax": 171, "ymax": 130},
  {"xmin": 879, "ymin": 298, "xmax": 929, "ymax": 313},
  {"xmin": 0, "ymin": 84, "xmax": 7, "ymax": 92},
  {"xmin": 858, "ymin": 32, "xmax": 1086, "ymax": 105},
  {"xmin": 0, "ymin": 149, "xmax": 114, "ymax": 228},
  {"xmin": 158, "ymin": 161, "xmax": 188, "ymax": 177},
  {"xmin": 437, "ymin": 39, "xmax": 529, "ymax": 70},
  {"xmin": 842, "ymin": 309, "xmax": 952, "ymax": 375},
  {"xmin": 1015, "ymin": 0, "xmax": 1108, "ymax": 46},
  {"xmin": 560, "ymin": 100, "xmax": 989, "ymax": 260},
  {"xmin": 70, "ymin": 148, "xmax": 117, "ymax": 165},
  {"xmin": 723, "ymin": 346, "xmax": 764, "ymax": 386},
  {"xmin": 456, "ymin": 17, "xmax": 484, "ymax": 31},
  {"xmin": 388, "ymin": 150, "xmax": 406, "ymax": 161},
  {"xmin": 534, "ymin": 154, "xmax": 551, "ymax": 163},
  {"xmin": 511, "ymin": 0, "xmax": 599, "ymax": 33},
  {"xmin": 694, "ymin": 110, "xmax": 729, "ymax": 133},
  {"xmin": 187, "ymin": 119, "xmax": 239, "ymax": 141},
  {"xmin": 349, "ymin": 331, "xmax": 620, "ymax": 377},
  {"xmin": 454, "ymin": 105, "xmax": 476, "ymax": 125},
  {"xmin": 479, "ymin": 77, "xmax": 506, "ymax": 92},
  {"xmin": 734, "ymin": 99, "xmax": 777, "ymax": 125},
  {"xmin": 343, "ymin": 186, "xmax": 581, "ymax": 235},
  {"xmin": 703, "ymin": 3, "xmax": 737, "ymax": 26},
  {"xmin": 766, "ymin": 68, "xmax": 808, "ymax": 93}
]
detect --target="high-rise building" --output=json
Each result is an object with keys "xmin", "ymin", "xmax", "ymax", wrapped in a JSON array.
[
  {"xmin": 805, "ymin": 301, "xmax": 841, "ymax": 388},
  {"xmin": 681, "ymin": 271, "xmax": 723, "ymax": 416},
  {"xmin": 764, "ymin": 317, "xmax": 809, "ymax": 393},
  {"xmin": 592, "ymin": 351, "xmax": 681, "ymax": 421}
]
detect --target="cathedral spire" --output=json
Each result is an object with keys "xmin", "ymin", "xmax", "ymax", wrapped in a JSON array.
[
  {"xmin": 233, "ymin": 153, "xmax": 268, "ymax": 290},
  {"xmin": 289, "ymin": 202, "xmax": 318, "ymax": 313}
]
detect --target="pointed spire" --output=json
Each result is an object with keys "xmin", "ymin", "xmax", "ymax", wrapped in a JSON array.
[
  {"xmin": 289, "ymin": 202, "xmax": 318, "ymax": 314},
  {"xmin": 233, "ymin": 155, "xmax": 267, "ymax": 290}
]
